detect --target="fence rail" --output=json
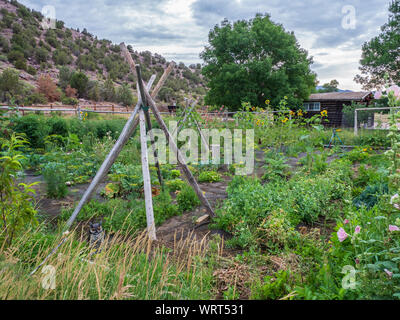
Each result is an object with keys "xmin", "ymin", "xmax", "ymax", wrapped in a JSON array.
[{"xmin": 0, "ymin": 105, "xmax": 292, "ymax": 118}]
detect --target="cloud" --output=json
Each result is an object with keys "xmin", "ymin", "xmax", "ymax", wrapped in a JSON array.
[{"xmin": 18, "ymin": 0, "xmax": 391, "ymax": 90}]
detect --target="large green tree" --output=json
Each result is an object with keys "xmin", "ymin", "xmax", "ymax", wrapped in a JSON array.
[
  {"xmin": 355, "ymin": 0, "xmax": 400, "ymax": 89},
  {"xmin": 201, "ymin": 14, "xmax": 316, "ymax": 111}
]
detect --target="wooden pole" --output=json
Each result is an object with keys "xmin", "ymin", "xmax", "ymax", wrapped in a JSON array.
[
  {"xmin": 139, "ymin": 108, "xmax": 157, "ymax": 240},
  {"xmin": 136, "ymin": 71, "xmax": 164, "ymax": 189},
  {"xmin": 119, "ymin": 45, "xmax": 214, "ymax": 216},
  {"xmin": 65, "ymin": 77, "xmax": 156, "ymax": 229},
  {"xmin": 120, "ymin": 43, "xmax": 174, "ymax": 101},
  {"xmin": 194, "ymin": 117, "xmax": 210, "ymax": 153},
  {"xmin": 150, "ymin": 62, "xmax": 175, "ymax": 99},
  {"xmin": 174, "ymin": 99, "xmax": 197, "ymax": 136},
  {"xmin": 354, "ymin": 109, "xmax": 358, "ymax": 136},
  {"xmin": 140, "ymin": 81, "xmax": 215, "ymax": 217}
]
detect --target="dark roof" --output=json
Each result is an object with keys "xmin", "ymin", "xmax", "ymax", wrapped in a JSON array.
[{"xmin": 306, "ymin": 92, "xmax": 373, "ymax": 101}]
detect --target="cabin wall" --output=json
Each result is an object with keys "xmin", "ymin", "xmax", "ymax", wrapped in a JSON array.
[{"xmin": 304, "ymin": 101, "xmax": 354, "ymax": 127}]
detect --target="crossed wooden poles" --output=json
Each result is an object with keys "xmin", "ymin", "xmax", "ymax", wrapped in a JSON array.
[{"xmin": 65, "ymin": 43, "xmax": 215, "ymax": 240}]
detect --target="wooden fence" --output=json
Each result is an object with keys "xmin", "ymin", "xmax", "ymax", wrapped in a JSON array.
[{"xmin": 0, "ymin": 104, "xmax": 291, "ymax": 123}]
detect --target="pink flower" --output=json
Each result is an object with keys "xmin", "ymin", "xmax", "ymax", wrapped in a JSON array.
[
  {"xmin": 390, "ymin": 194, "xmax": 400, "ymax": 210},
  {"xmin": 337, "ymin": 228, "xmax": 348, "ymax": 242},
  {"xmin": 344, "ymin": 219, "xmax": 350, "ymax": 225},
  {"xmin": 355, "ymin": 258, "xmax": 360, "ymax": 265},
  {"xmin": 384, "ymin": 269, "xmax": 393, "ymax": 278},
  {"xmin": 354, "ymin": 226, "xmax": 361, "ymax": 234},
  {"xmin": 388, "ymin": 85, "xmax": 400, "ymax": 98},
  {"xmin": 374, "ymin": 91, "xmax": 383, "ymax": 99},
  {"xmin": 389, "ymin": 225, "xmax": 400, "ymax": 232}
]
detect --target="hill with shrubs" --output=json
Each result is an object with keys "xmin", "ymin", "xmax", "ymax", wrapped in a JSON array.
[{"xmin": 0, "ymin": 0, "xmax": 206, "ymax": 107}]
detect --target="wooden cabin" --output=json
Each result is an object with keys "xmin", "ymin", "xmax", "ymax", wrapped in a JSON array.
[{"xmin": 303, "ymin": 91, "xmax": 374, "ymax": 127}]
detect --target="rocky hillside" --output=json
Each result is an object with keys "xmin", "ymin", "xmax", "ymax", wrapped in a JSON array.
[{"xmin": 0, "ymin": 0, "xmax": 206, "ymax": 107}]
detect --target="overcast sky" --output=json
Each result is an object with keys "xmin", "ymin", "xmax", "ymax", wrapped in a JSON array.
[{"xmin": 20, "ymin": 0, "xmax": 390, "ymax": 91}]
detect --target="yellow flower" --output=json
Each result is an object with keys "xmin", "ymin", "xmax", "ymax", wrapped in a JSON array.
[
  {"xmin": 336, "ymin": 129, "xmax": 342, "ymax": 132},
  {"xmin": 281, "ymin": 118, "xmax": 289, "ymax": 123},
  {"xmin": 363, "ymin": 148, "xmax": 368, "ymax": 152},
  {"xmin": 321, "ymin": 110, "xmax": 328, "ymax": 117},
  {"xmin": 297, "ymin": 110, "xmax": 303, "ymax": 116},
  {"xmin": 265, "ymin": 99, "xmax": 270, "ymax": 105},
  {"xmin": 290, "ymin": 110, "xmax": 296, "ymax": 116}
]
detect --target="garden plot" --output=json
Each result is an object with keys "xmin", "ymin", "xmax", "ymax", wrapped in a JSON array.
[{"xmin": 1, "ymin": 107, "xmax": 400, "ymax": 300}]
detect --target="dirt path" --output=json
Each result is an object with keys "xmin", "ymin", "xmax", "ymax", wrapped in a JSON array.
[
  {"xmin": 157, "ymin": 177, "xmax": 233, "ymax": 245},
  {"xmin": 21, "ymin": 170, "xmax": 107, "ymax": 220}
]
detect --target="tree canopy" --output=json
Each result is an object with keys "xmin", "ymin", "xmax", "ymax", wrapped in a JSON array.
[
  {"xmin": 200, "ymin": 14, "xmax": 316, "ymax": 111},
  {"xmin": 355, "ymin": 0, "xmax": 400, "ymax": 89},
  {"xmin": 317, "ymin": 80, "xmax": 340, "ymax": 93}
]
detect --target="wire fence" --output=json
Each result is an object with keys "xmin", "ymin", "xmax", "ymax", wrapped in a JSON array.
[
  {"xmin": 353, "ymin": 106, "xmax": 400, "ymax": 135},
  {"xmin": 0, "ymin": 104, "xmax": 292, "ymax": 121},
  {"xmin": 12, "ymin": 104, "xmax": 400, "ymax": 136}
]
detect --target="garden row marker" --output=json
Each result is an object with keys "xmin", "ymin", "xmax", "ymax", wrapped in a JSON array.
[{"xmin": 65, "ymin": 76, "xmax": 157, "ymax": 229}]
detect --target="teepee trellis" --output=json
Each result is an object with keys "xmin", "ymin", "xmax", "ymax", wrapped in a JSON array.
[{"xmin": 65, "ymin": 43, "xmax": 215, "ymax": 239}]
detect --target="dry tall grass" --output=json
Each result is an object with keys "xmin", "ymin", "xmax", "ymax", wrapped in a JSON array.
[{"xmin": 0, "ymin": 226, "xmax": 220, "ymax": 300}]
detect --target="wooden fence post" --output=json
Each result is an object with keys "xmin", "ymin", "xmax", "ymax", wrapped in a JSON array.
[{"xmin": 354, "ymin": 109, "xmax": 358, "ymax": 136}]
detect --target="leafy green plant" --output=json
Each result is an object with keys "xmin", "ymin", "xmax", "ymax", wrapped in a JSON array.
[
  {"xmin": 177, "ymin": 185, "xmax": 200, "ymax": 212},
  {"xmin": 251, "ymin": 270, "xmax": 295, "ymax": 300},
  {"xmin": 262, "ymin": 152, "xmax": 291, "ymax": 181},
  {"xmin": 198, "ymin": 170, "xmax": 222, "ymax": 183},
  {"xmin": 0, "ymin": 133, "xmax": 38, "ymax": 246},
  {"xmin": 299, "ymin": 151, "xmax": 328, "ymax": 175},
  {"xmin": 353, "ymin": 183, "xmax": 388, "ymax": 209},
  {"xmin": 165, "ymin": 178, "xmax": 185, "ymax": 192},
  {"xmin": 344, "ymin": 146, "xmax": 371, "ymax": 163},
  {"xmin": 42, "ymin": 162, "xmax": 68, "ymax": 199}
]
